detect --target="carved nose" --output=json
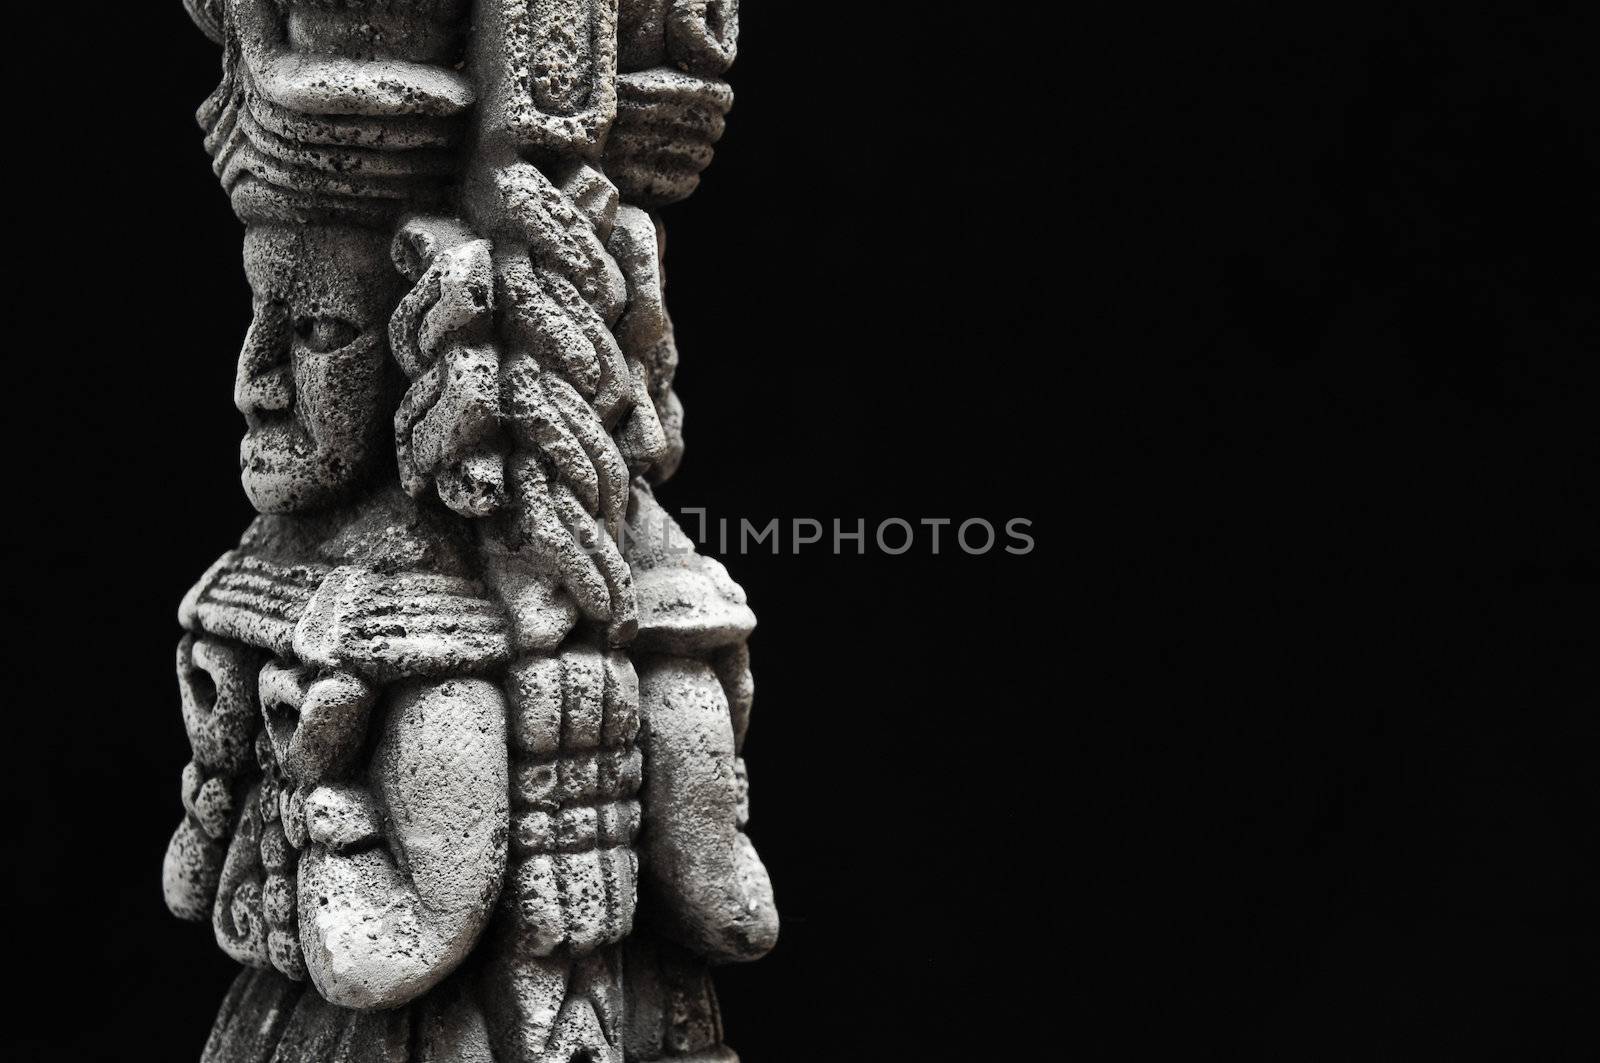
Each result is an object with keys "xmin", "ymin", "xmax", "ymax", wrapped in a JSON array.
[{"xmin": 235, "ymin": 305, "xmax": 294, "ymax": 416}]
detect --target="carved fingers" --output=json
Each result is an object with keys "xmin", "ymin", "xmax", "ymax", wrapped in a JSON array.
[
  {"xmin": 390, "ymin": 221, "xmax": 509, "ymax": 519},
  {"xmin": 605, "ymin": 69, "xmax": 734, "ymax": 207},
  {"xmin": 607, "ymin": 206, "xmax": 672, "ymax": 474},
  {"xmin": 501, "ymin": 647, "xmax": 644, "ymax": 958},
  {"xmin": 390, "ymin": 223, "xmax": 496, "ymax": 377},
  {"xmin": 499, "ymin": 255, "xmax": 632, "ymax": 424},
  {"xmin": 471, "ymin": 160, "xmax": 628, "ymax": 320},
  {"xmin": 505, "ymin": 455, "xmax": 638, "ymax": 640}
]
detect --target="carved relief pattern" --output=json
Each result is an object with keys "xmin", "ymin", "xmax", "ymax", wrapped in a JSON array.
[{"xmin": 164, "ymin": 4, "xmax": 774, "ymax": 1061}]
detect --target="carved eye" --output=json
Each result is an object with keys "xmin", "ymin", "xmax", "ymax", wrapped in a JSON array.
[{"xmin": 292, "ymin": 316, "xmax": 361, "ymax": 355}]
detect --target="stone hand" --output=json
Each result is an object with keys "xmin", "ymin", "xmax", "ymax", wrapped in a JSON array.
[{"xmin": 390, "ymin": 218, "xmax": 507, "ymax": 518}]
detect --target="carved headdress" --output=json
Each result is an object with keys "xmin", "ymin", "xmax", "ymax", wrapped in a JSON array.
[{"xmin": 195, "ymin": 0, "xmax": 471, "ymax": 227}]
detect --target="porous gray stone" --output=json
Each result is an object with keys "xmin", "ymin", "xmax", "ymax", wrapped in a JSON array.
[{"xmin": 166, "ymin": 4, "xmax": 774, "ymax": 1060}]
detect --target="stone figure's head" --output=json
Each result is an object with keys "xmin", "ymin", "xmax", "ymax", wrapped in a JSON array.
[
  {"xmin": 191, "ymin": 0, "xmax": 470, "ymax": 515},
  {"xmin": 236, "ymin": 225, "xmax": 401, "ymax": 513}
]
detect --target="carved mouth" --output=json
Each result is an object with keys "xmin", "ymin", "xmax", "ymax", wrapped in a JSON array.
[
  {"xmin": 244, "ymin": 410, "xmax": 304, "ymax": 445},
  {"xmin": 241, "ymin": 414, "xmax": 313, "ymax": 474}
]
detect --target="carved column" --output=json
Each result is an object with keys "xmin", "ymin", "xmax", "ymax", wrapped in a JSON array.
[{"xmin": 164, "ymin": 4, "xmax": 775, "ymax": 1060}]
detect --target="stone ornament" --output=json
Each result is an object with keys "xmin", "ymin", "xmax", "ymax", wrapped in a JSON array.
[{"xmin": 163, "ymin": 3, "xmax": 775, "ymax": 1060}]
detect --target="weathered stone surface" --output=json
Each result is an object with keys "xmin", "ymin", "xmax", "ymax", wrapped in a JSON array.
[
  {"xmin": 300, "ymin": 678, "xmax": 509, "ymax": 1009},
  {"xmin": 635, "ymin": 657, "xmax": 777, "ymax": 965},
  {"xmin": 168, "ymin": 3, "xmax": 773, "ymax": 1061}
]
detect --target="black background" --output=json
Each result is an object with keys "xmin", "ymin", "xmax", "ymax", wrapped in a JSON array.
[{"xmin": 5, "ymin": 2, "xmax": 1597, "ymax": 1059}]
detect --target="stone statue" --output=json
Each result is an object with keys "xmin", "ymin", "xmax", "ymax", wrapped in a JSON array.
[{"xmin": 163, "ymin": 4, "xmax": 777, "ymax": 1060}]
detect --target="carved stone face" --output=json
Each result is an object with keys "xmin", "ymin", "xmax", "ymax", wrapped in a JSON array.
[{"xmin": 237, "ymin": 225, "xmax": 398, "ymax": 513}]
